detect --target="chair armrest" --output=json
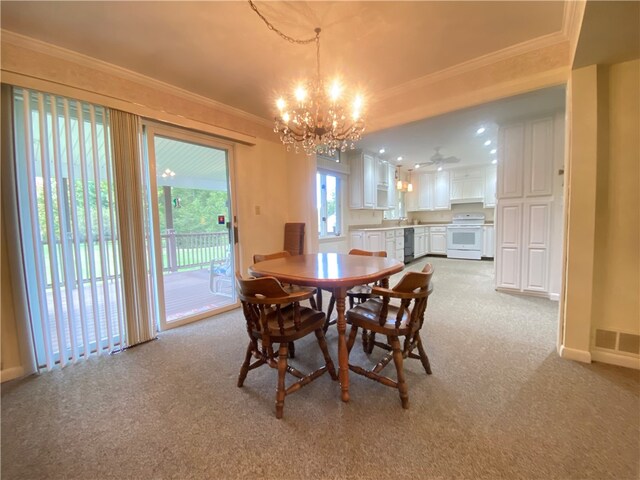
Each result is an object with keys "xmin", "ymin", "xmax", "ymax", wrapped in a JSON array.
[{"xmin": 370, "ymin": 285, "xmax": 430, "ymax": 300}]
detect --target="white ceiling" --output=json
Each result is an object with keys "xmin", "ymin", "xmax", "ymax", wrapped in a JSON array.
[
  {"xmin": 358, "ymin": 85, "xmax": 566, "ymax": 172},
  {"xmin": 1, "ymin": 1, "xmax": 569, "ymax": 174}
]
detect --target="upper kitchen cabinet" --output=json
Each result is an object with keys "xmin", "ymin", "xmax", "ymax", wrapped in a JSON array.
[
  {"xmin": 450, "ymin": 167, "xmax": 484, "ymax": 204},
  {"xmin": 348, "ymin": 150, "xmax": 388, "ymax": 209},
  {"xmin": 434, "ymin": 170, "xmax": 450, "ymax": 210},
  {"xmin": 387, "ymin": 164, "xmax": 398, "ymax": 209},
  {"xmin": 407, "ymin": 170, "xmax": 448, "ymax": 211},
  {"xmin": 484, "ymin": 164, "xmax": 497, "ymax": 208},
  {"xmin": 498, "ymin": 115, "xmax": 555, "ymax": 200}
]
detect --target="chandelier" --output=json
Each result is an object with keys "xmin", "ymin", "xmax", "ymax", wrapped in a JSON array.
[{"xmin": 249, "ymin": 1, "xmax": 366, "ymax": 156}]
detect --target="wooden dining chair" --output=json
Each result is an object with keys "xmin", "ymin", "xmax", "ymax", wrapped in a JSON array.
[
  {"xmin": 283, "ymin": 222, "xmax": 305, "ymax": 256},
  {"xmin": 323, "ymin": 249, "xmax": 387, "ymax": 332},
  {"xmin": 236, "ymin": 273, "xmax": 337, "ymax": 419},
  {"xmin": 346, "ymin": 263, "xmax": 434, "ymax": 409},
  {"xmin": 252, "ymin": 250, "xmax": 318, "ymax": 358}
]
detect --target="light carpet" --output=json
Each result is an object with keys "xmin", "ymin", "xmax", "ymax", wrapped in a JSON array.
[{"xmin": 2, "ymin": 257, "xmax": 639, "ymax": 479}]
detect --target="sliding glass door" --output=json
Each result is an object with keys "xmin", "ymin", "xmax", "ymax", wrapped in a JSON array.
[
  {"xmin": 144, "ymin": 124, "xmax": 237, "ymax": 329},
  {"xmin": 12, "ymin": 88, "xmax": 124, "ymax": 369}
]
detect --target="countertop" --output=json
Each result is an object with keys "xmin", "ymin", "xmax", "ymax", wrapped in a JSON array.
[{"xmin": 349, "ymin": 222, "xmax": 494, "ymax": 232}]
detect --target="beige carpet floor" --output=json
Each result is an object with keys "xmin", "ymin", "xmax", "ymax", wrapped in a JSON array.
[{"xmin": 2, "ymin": 257, "xmax": 639, "ymax": 479}]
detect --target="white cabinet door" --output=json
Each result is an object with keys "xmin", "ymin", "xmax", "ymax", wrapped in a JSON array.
[
  {"xmin": 482, "ymin": 225, "xmax": 495, "ymax": 258},
  {"xmin": 406, "ymin": 173, "xmax": 418, "ymax": 212},
  {"xmin": 385, "ymin": 238, "xmax": 395, "ymax": 260},
  {"xmin": 376, "ymin": 157, "xmax": 389, "ymax": 188},
  {"xmin": 365, "ymin": 231, "xmax": 385, "ymax": 252},
  {"xmin": 363, "ymin": 154, "xmax": 376, "ymax": 208},
  {"xmin": 429, "ymin": 227, "xmax": 447, "ymax": 254},
  {"xmin": 350, "ymin": 231, "xmax": 364, "ymax": 250},
  {"xmin": 418, "ymin": 172, "xmax": 434, "ymax": 210},
  {"xmin": 484, "ymin": 164, "xmax": 497, "ymax": 208},
  {"xmin": 387, "ymin": 165, "xmax": 398, "ymax": 209},
  {"xmin": 498, "ymin": 123, "xmax": 525, "ymax": 199},
  {"xmin": 434, "ymin": 171, "xmax": 450, "ymax": 210},
  {"xmin": 526, "ymin": 116, "xmax": 554, "ymax": 197},
  {"xmin": 522, "ymin": 200, "xmax": 551, "ymax": 292},
  {"xmin": 496, "ymin": 202, "xmax": 522, "ymax": 289}
]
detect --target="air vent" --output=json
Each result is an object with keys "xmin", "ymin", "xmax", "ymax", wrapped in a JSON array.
[
  {"xmin": 618, "ymin": 333, "xmax": 640, "ymax": 355},
  {"xmin": 594, "ymin": 329, "xmax": 640, "ymax": 356},
  {"xmin": 595, "ymin": 329, "xmax": 617, "ymax": 349}
]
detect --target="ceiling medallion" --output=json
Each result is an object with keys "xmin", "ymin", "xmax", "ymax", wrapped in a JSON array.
[{"xmin": 249, "ymin": 1, "xmax": 366, "ymax": 156}]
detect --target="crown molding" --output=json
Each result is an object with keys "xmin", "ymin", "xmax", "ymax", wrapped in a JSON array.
[
  {"xmin": 375, "ymin": 31, "xmax": 568, "ymax": 103},
  {"xmin": 561, "ymin": 0, "xmax": 587, "ymax": 65},
  {"xmin": 0, "ymin": 29, "xmax": 273, "ymax": 128}
]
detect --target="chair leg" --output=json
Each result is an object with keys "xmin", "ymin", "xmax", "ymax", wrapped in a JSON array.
[
  {"xmin": 276, "ymin": 342, "xmax": 288, "ymax": 419},
  {"xmin": 361, "ymin": 329, "xmax": 369, "ymax": 353},
  {"xmin": 237, "ymin": 342, "xmax": 253, "ymax": 387},
  {"xmin": 315, "ymin": 329, "xmax": 338, "ymax": 380},
  {"xmin": 309, "ymin": 291, "xmax": 318, "ymax": 310},
  {"xmin": 366, "ymin": 332, "xmax": 376, "ymax": 354},
  {"xmin": 347, "ymin": 325, "xmax": 359, "ymax": 353},
  {"xmin": 415, "ymin": 332, "xmax": 432, "ymax": 375},
  {"xmin": 324, "ymin": 295, "xmax": 336, "ymax": 332},
  {"xmin": 348, "ymin": 295, "xmax": 354, "ymax": 310},
  {"xmin": 288, "ymin": 341, "xmax": 295, "ymax": 359},
  {"xmin": 389, "ymin": 336, "xmax": 409, "ymax": 409}
]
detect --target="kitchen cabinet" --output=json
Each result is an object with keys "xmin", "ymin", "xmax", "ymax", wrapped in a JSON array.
[
  {"xmin": 365, "ymin": 230, "xmax": 385, "ymax": 252},
  {"xmin": 450, "ymin": 167, "xmax": 483, "ymax": 203},
  {"xmin": 385, "ymin": 230, "xmax": 396, "ymax": 260},
  {"xmin": 484, "ymin": 164, "xmax": 497, "ymax": 208},
  {"xmin": 495, "ymin": 113, "xmax": 561, "ymax": 296},
  {"xmin": 394, "ymin": 229, "xmax": 404, "ymax": 261},
  {"xmin": 349, "ymin": 151, "xmax": 375, "ymax": 209},
  {"xmin": 434, "ymin": 171, "xmax": 450, "ymax": 210},
  {"xmin": 350, "ymin": 231, "xmax": 364, "ymax": 251},
  {"xmin": 349, "ymin": 151, "xmax": 389, "ymax": 209},
  {"xmin": 482, "ymin": 225, "xmax": 495, "ymax": 258},
  {"xmin": 429, "ymin": 226, "xmax": 447, "ymax": 255},
  {"xmin": 387, "ymin": 165, "xmax": 398, "ymax": 210},
  {"xmin": 414, "ymin": 227, "xmax": 428, "ymax": 258},
  {"xmin": 418, "ymin": 172, "xmax": 435, "ymax": 210}
]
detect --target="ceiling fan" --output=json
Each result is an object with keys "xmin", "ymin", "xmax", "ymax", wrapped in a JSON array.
[{"xmin": 424, "ymin": 147, "xmax": 461, "ymax": 166}]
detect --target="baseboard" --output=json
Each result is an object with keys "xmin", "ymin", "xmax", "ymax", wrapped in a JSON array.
[
  {"xmin": 558, "ymin": 345, "xmax": 592, "ymax": 364},
  {"xmin": 1, "ymin": 366, "xmax": 25, "ymax": 383},
  {"xmin": 549, "ymin": 293, "xmax": 560, "ymax": 301},
  {"xmin": 591, "ymin": 350, "xmax": 640, "ymax": 370}
]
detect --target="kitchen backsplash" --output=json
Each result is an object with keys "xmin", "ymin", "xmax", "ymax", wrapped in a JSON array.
[{"xmin": 409, "ymin": 203, "xmax": 495, "ymax": 223}]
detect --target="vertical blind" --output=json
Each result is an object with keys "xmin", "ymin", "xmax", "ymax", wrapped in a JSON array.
[{"xmin": 13, "ymin": 88, "xmax": 125, "ymax": 369}]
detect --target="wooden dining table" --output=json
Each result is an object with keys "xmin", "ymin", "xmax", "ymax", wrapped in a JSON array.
[{"xmin": 249, "ymin": 252, "xmax": 404, "ymax": 402}]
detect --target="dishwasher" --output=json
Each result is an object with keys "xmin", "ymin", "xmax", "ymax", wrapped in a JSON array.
[{"xmin": 404, "ymin": 228, "xmax": 415, "ymax": 264}]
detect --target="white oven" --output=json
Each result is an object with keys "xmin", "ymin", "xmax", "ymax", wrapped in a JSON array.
[{"xmin": 447, "ymin": 213, "xmax": 485, "ymax": 260}]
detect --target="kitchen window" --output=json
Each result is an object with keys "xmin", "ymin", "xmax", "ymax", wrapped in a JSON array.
[{"xmin": 316, "ymin": 171, "xmax": 341, "ymax": 238}]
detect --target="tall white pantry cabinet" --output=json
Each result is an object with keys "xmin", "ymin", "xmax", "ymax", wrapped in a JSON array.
[{"xmin": 495, "ymin": 112, "xmax": 564, "ymax": 297}]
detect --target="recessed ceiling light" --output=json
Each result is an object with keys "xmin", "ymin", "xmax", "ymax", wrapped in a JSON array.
[
  {"xmin": 414, "ymin": 164, "xmax": 420, "ymax": 169},
  {"xmin": 397, "ymin": 156, "xmax": 403, "ymax": 161},
  {"xmin": 379, "ymin": 148, "xmax": 385, "ymax": 154},
  {"xmin": 491, "ymin": 159, "xmax": 498, "ymax": 164},
  {"xmin": 490, "ymin": 148, "xmax": 497, "ymax": 154},
  {"xmin": 437, "ymin": 166, "xmax": 443, "ymax": 172},
  {"xmin": 484, "ymin": 140, "xmax": 492, "ymax": 146},
  {"xmin": 476, "ymin": 127, "xmax": 486, "ymax": 135}
]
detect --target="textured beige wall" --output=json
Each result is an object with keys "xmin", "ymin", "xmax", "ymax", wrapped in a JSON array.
[
  {"xmin": 591, "ymin": 60, "xmax": 640, "ymax": 334},
  {"xmin": 563, "ymin": 60, "xmax": 640, "ymax": 358},
  {"xmin": 563, "ymin": 65, "xmax": 599, "ymax": 354}
]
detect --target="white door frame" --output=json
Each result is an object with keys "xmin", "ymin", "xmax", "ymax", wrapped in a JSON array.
[{"xmin": 143, "ymin": 120, "xmax": 239, "ymax": 331}]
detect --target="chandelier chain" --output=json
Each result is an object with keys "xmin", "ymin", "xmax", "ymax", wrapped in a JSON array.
[{"xmin": 249, "ymin": 0, "xmax": 319, "ymax": 45}]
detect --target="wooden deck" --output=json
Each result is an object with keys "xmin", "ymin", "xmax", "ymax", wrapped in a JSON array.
[
  {"xmin": 45, "ymin": 268, "xmax": 235, "ymax": 356},
  {"xmin": 163, "ymin": 268, "xmax": 235, "ymax": 322}
]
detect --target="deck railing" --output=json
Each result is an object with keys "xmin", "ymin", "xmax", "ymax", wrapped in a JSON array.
[{"xmin": 161, "ymin": 231, "xmax": 229, "ymax": 272}]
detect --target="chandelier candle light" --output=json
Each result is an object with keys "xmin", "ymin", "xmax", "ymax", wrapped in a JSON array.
[{"xmin": 249, "ymin": 1, "xmax": 366, "ymax": 155}]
